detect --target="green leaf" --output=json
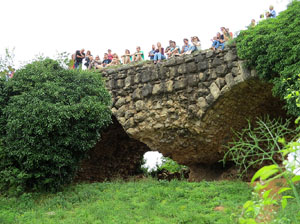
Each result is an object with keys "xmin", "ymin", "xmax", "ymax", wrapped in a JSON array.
[
  {"xmin": 251, "ymin": 165, "xmax": 279, "ymax": 183},
  {"xmin": 292, "ymin": 175, "xmax": 300, "ymax": 183},
  {"xmin": 282, "ymin": 196, "xmax": 294, "ymax": 199},
  {"xmin": 277, "ymin": 187, "xmax": 292, "ymax": 195},
  {"xmin": 243, "ymin": 200, "xmax": 253, "ymax": 209},
  {"xmin": 281, "ymin": 198, "xmax": 287, "ymax": 209},
  {"xmin": 263, "ymin": 189, "xmax": 271, "ymax": 199}
]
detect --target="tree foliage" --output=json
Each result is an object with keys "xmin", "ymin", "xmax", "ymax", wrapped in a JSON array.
[
  {"xmin": 236, "ymin": 0, "xmax": 300, "ymax": 116},
  {"xmin": 0, "ymin": 59, "xmax": 111, "ymax": 194}
]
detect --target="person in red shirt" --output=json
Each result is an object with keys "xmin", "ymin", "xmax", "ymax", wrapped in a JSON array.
[{"xmin": 107, "ymin": 49, "xmax": 113, "ymax": 61}]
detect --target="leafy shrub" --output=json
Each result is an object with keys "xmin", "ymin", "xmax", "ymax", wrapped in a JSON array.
[
  {"xmin": 0, "ymin": 59, "xmax": 111, "ymax": 193},
  {"xmin": 223, "ymin": 117, "xmax": 297, "ymax": 178},
  {"xmin": 236, "ymin": 1, "xmax": 300, "ymax": 116},
  {"xmin": 158, "ymin": 157, "xmax": 187, "ymax": 173}
]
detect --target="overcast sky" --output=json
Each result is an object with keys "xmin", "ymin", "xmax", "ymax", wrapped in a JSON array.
[{"xmin": 0, "ymin": 0, "xmax": 291, "ymax": 67}]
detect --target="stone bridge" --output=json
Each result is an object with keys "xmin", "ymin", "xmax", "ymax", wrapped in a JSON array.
[{"xmin": 76, "ymin": 46, "xmax": 286, "ymax": 181}]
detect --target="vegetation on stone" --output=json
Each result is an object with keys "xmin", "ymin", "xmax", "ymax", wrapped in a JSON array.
[
  {"xmin": 0, "ymin": 59, "xmax": 111, "ymax": 194},
  {"xmin": 236, "ymin": 0, "xmax": 300, "ymax": 116}
]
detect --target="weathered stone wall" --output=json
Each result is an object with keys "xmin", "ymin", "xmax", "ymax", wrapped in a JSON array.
[{"xmin": 99, "ymin": 46, "xmax": 286, "ymax": 180}]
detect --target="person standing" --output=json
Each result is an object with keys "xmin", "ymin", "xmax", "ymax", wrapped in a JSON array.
[
  {"xmin": 84, "ymin": 50, "xmax": 93, "ymax": 69},
  {"xmin": 75, "ymin": 49, "xmax": 85, "ymax": 69}
]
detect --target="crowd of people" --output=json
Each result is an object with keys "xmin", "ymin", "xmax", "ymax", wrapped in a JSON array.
[
  {"xmin": 71, "ymin": 35, "xmax": 202, "ymax": 70},
  {"xmin": 67, "ymin": 5, "xmax": 277, "ymax": 71},
  {"xmin": 251, "ymin": 5, "xmax": 277, "ymax": 28}
]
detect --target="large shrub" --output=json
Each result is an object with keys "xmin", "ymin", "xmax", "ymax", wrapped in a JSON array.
[
  {"xmin": 236, "ymin": 0, "xmax": 300, "ymax": 116},
  {"xmin": 0, "ymin": 59, "xmax": 111, "ymax": 193}
]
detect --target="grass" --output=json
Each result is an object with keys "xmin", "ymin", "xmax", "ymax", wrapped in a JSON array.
[
  {"xmin": 0, "ymin": 179, "xmax": 252, "ymax": 224},
  {"xmin": 273, "ymin": 183, "xmax": 300, "ymax": 224}
]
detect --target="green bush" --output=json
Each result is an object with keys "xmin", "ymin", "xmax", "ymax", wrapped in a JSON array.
[
  {"xmin": 158, "ymin": 157, "xmax": 187, "ymax": 173},
  {"xmin": 0, "ymin": 59, "xmax": 111, "ymax": 193},
  {"xmin": 236, "ymin": 0, "xmax": 300, "ymax": 116}
]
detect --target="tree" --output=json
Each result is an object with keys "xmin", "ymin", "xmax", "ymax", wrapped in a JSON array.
[{"xmin": 0, "ymin": 59, "xmax": 111, "ymax": 194}]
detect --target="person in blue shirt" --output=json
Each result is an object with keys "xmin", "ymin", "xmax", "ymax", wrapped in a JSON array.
[
  {"xmin": 166, "ymin": 41, "xmax": 181, "ymax": 58},
  {"xmin": 181, "ymin": 38, "xmax": 191, "ymax": 54},
  {"xmin": 268, "ymin": 5, "xmax": 276, "ymax": 18},
  {"xmin": 148, "ymin": 45, "xmax": 156, "ymax": 60}
]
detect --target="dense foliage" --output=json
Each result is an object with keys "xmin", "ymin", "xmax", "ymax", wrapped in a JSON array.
[
  {"xmin": 236, "ymin": 0, "xmax": 300, "ymax": 116},
  {"xmin": 0, "ymin": 59, "xmax": 111, "ymax": 193}
]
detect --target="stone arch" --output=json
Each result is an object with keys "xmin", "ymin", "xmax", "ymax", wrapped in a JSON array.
[{"xmin": 79, "ymin": 46, "xmax": 288, "ymax": 181}]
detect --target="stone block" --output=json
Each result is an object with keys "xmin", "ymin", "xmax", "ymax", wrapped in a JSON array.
[
  {"xmin": 141, "ymin": 71, "xmax": 151, "ymax": 83},
  {"xmin": 135, "ymin": 100, "xmax": 145, "ymax": 112},
  {"xmin": 195, "ymin": 54, "xmax": 205, "ymax": 62},
  {"xmin": 205, "ymin": 94, "xmax": 214, "ymax": 105},
  {"xmin": 197, "ymin": 97, "xmax": 208, "ymax": 109},
  {"xmin": 117, "ymin": 79, "xmax": 124, "ymax": 88},
  {"xmin": 188, "ymin": 74, "xmax": 199, "ymax": 87},
  {"xmin": 134, "ymin": 112, "xmax": 146, "ymax": 122},
  {"xmin": 199, "ymin": 72, "xmax": 207, "ymax": 81},
  {"xmin": 224, "ymin": 51, "xmax": 237, "ymax": 62},
  {"xmin": 115, "ymin": 97, "xmax": 126, "ymax": 108},
  {"xmin": 152, "ymin": 83, "xmax": 163, "ymax": 95},
  {"xmin": 118, "ymin": 73, "xmax": 127, "ymax": 79},
  {"xmin": 116, "ymin": 105, "xmax": 127, "ymax": 117},
  {"xmin": 225, "ymin": 73, "xmax": 234, "ymax": 87},
  {"xmin": 134, "ymin": 73, "xmax": 142, "ymax": 83},
  {"xmin": 153, "ymin": 123, "xmax": 164, "ymax": 129},
  {"xmin": 141, "ymin": 84, "xmax": 153, "ymax": 97},
  {"xmin": 174, "ymin": 79, "xmax": 187, "ymax": 90},
  {"xmin": 125, "ymin": 110, "xmax": 135, "ymax": 119},
  {"xmin": 216, "ymin": 65, "xmax": 228, "ymax": 75},
  {"xmin": 125, "ymin": 76, "xmax": 133, "ymax": 87},
  {"xmin": 107, "ymin": 79, "xmax": 116, "ymax": 89},
  {"xmin": 184, "ymin": 55, "xmax": 194, "ymax": 63},
  {"xmin": 169, "ymin": 67, "xmax": 178, "ymax": 78},
  {"xmin": 197, "ymin": 61, "xmax": 208, "ymax": 71},
  {"xmin": 124, "ymin": 117, "xmax": 135, "ymax": 129},
  {"xmin": 178, "ymin": 64, "xmax": 187, "ymax": 74},
  {"xmin": 187, "ymin": 62, "xmax": 197, "ymax": 73},
  {"xmin": 159, "ymin": 66, "xmax": 168, "ymax": 78},
  {"xmin": 212, "ymin": 58, "xmax": 222, "ymax": 67},
  {"xmin": 132, "ymin": 88, "xmax": 142, "ymax": 100},
  {"xmin": 209, "ymin": 82, "xmax": 221, "ymax": 99},
  {"xmin": 151, "ymin": 71, "xmax": 159, "ymax": 81},
  {"xmin": 238, "ymin": 61, "xmax": 251, "ymax": 80},
  {"xmin": 165, "ymin": 80, "xmax": 174, "ymax": 93},
  {"xmin": 165, "ymin": 58, "xmax": 176, "ymax": 66},
  {"xmin": 176, "ymin": 57, "xmax": 184, "ymax": 64},
  {"xmin": 206, "ymin": 50, "xmax": 214, "ymax": 58},
  {"xmin": 215, "ymin": 78, "xmax": 226, "ymax": 89},
  {"xmin": 231, "ymin": 67, "xmax": 239, "ymax": 77}
]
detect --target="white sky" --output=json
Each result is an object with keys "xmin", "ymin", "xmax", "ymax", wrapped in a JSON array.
[{"xmin": 0, "ymin": 0, "xmax": 291, "ymax": 67}]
